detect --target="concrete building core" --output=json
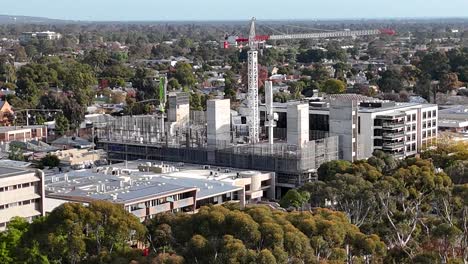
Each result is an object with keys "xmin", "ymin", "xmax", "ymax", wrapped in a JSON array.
[
  {"xmin": 329, "ymin": 98, "xmax": 359, "ymax": 161},
  {"xmin": 207, "ymin": 99, "xmax": 231, "ymax": 146},
  {"xmin": 287, "ymin": 102, "xmax": 310, "ymax": 148}
]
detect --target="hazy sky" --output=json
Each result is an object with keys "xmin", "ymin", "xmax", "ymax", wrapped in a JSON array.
[{"xmin": 3, "ymin": 0, "xmax": 468, "ymax": 21}]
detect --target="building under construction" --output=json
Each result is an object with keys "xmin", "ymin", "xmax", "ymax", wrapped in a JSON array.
[{"xmin": 96, "ymin": 92, "xmax": 339, "ymax": 195}]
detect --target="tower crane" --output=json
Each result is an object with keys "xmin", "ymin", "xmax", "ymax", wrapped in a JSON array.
[{"xmin": 229, "ymin": 18, "xmax": 396, "ymax": 144}]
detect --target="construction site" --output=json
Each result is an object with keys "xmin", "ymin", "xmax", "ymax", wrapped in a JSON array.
[
  {"xmin": 95, "ymin": 18, "xmax": 398, "ymax": 193},
  {"xmin": 96, "ymin": 94, "xmax": 339, "ymax": 193}
]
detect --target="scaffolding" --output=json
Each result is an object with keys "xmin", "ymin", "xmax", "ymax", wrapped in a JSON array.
[{"xmin": 96, "ymin": 114, "xmax": 339, "ymax": 186}]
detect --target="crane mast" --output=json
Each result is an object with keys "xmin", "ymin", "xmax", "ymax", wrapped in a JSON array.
[{"xmin": 247, "ymin": 18, "xmax": 260, "ymax": 144}]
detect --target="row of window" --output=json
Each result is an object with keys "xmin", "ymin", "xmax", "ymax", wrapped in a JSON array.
[
  {"xmin": 406, "ymin": 134, "xmax": 417, "ymax": 141},
  {"xmin": 406, "ymin": 143, "xmax": 417, "ymax": 152},
  {"xmin": 0, "ymin": 182, "xmax": 36, "ymax": 192},
  {"xmin": 406, "ymin": 113, "xmax": 417, "ymax": 122},
  {"xmin": 423, "ymin": 120, "xmax": 437, "ymax": 129},
  {"xmin": 406, "ymin": 124, "xmax": 416, "ymax": 131},
  {"xmin": 422, "ymin": 110, "xmax": 437, "ymax": 119},
  {"xmin": 0, "ymin": 198, "xmax": 39, "ymax": 210},
  {"xmin": 423, "ymin": 129, "xmax": 437, "ymax": 139}
]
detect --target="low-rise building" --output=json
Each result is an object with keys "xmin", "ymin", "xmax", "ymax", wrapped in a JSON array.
[
  {"xmin": 19, "ymin": 31, "xmax": 62, "ymax": 44},
  {"xmin": 44, "ymin": 161, "xmax": 275, "ymax": 221},
  {"xmin": 0, "ymin": 126, "xmax": 47, "ymax": 144},
  {"xmin": 0, "ymin": 167, "xmax": 45, "ymax": 231},
  {"xmin": 54, "ymin": 148, "xmax": 107, "ymax": 168}
]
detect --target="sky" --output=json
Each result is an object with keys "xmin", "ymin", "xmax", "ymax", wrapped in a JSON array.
[{"xmin": 2, "ymin": 0, "xmax": 468, "ymax": 21}]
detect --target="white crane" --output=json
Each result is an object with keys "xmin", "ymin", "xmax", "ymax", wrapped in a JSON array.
[{"xmin": 226, "ymin": 18, "xmax": 396, "ymax": 144}]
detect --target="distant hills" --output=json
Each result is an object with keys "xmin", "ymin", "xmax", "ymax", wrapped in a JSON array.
[{"xmin": 0, "ymin": 15, "xmax": 70, "ymax": 24}]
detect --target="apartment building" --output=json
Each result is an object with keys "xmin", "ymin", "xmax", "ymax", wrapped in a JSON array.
[
  {"xmin": 259, "ymin": 94, "xmax": 438, "ymax": 161},
  {"xmin": 0, "ymin": 167, "xmax": 45, "ymax": 231}
]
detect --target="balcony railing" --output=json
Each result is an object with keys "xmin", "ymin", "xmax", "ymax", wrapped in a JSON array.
[
  {"xmin": 382, "ymin": 122, "xmax": 405, "ymax": 129},
  {"xmin": 382, "ymin": 142, "xmax": 405, "ymax": 149},
  {"xmin": 172, "ymin": 197, "xmax": 195, "ymax": 209},
  {"xmin": 382, "ymin": 132, "xmax": 405, "ymax": 138},
  {"xmin": 148, "ymin": 203, "xmax": 171, "ymax": 215}
]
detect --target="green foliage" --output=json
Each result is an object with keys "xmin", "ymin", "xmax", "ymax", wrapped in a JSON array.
[
  {"xmin": 7, "ymin": 145, "xmax": 25, "ymax": 161},
  {"xmin": 279, "ymin": 189, "xmax": 310, "ymax": 210},
  {"xmin": 320, "ymin": 79, "xmax": 346, "ymax": 94},
  {"xmin": 303, "ymin": 151, "xmax": 467, "ymax": 263},
  {"xmin": 40, "ymin": 154, "xmax": 60, "ymax": 168},
  {"xmin": 54, "ymin": 113, "xmax": 70, "ymax": 136},
  {"xmin": 378, "ymin": 69, "xmax": 404, "ymax": 92},
  {"xmin": 174, "ymin": 62, "xmax": 196, "ymax": 89},
  {"xmin": 8, "ymin": 201, "xmax": 146, "ymax": 264},
  {"xmin": 147, "ymin": 205, "xmax": 385, "ymax": 264}
]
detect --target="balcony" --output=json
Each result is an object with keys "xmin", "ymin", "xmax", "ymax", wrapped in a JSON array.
[
  {"xmin": 131, "ymin": 208, "xmax": 147, "ymax": 218},
  {"xmin": 148, "ymin": 203, "xmax": 172, "ymax": 215},
  {"xmin": 382, "ymin": 142, "xmax": 405, "ymax": 150},
  {"xmin": 382, "ymin": 132, "xmax": 405, "ymax": 139},
  {"xmin": 382, "ymin": 122, "xmax": 405, "ymax": 129},
  {"xmin": 172, "ymin": 197, "xmax": 195, "ymax": 209}
]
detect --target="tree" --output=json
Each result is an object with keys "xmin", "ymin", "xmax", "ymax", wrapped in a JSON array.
[
  {"xmin": 320, "ymin": 79, "xmax": 346, "ymax": 94},
  {"xmin": 418, "ymin": 51, "xmax": 450, "ymax": 80},
  {"xmin": 62, "ymin": 62, "xmax": 97, "ymax": 106},
  {"xmin": 8, "ymin": 145, "xmax": 25, "ymax": 161},
  {"xmin": 317, "ymin": 160, "xmax": 353, "ymax": 181},
  {"xmin": 174, "ymin": 62, "xmax": 196, "ymax": 88},
  {"xmin": 55, "ymin": 114, "xmax": 70, "ymax": 136},
  {"xmin": 132, "ymin": 67, "xmax": 157, "ymax": 99},
  {"xmin": 439, "ymin": 72, "xmax": 461, "ymax": 93},
  {"xmin": 279, "ymin": 189, "xmax": 310, "ymax": 210},
  {"xmin": 297, "ymin": 49, "xmax": 326, "ymax": 63},
  {"xmin": 378, "ymin": 69, "xmax": 404, "ymax": 93},
  {"xmin": 40, "ymin": 154, "xmax": 60, "ymax": 168}
]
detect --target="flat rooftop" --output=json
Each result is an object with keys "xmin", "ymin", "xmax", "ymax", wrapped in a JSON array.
[
  {"xmin": 0, "ymin": 166, "xmax": 31, "ymax": 178},
  {"xmin": 0, "ymin": 125, "xmax": 45, "ymax": 133},
  {"xmin": 44, "ymin": 160, "xmax": 266, "ymax": 203}
]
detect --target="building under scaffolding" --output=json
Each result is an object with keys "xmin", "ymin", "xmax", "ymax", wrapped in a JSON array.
[{"xmin": 96, "ymin": 98, "xmax": 338, "ymax": 195}]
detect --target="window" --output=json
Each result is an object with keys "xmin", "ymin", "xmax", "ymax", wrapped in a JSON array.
[
  {"xmin": 412, "ymin": 114, "xmax": 416, "ymax": 121},
  {"xmin": 432, "ymin": 120, "xmax": 436, "ymax": 127},
  {"xmin": 412, "ymin": 124, "xmax": 416, "ymax": 130},
  {"xmin": 406, "ymin": 116, "xmax": 411, "ymax": 122},
  {"xmin": 432, "ymin": 110, "xmax": 436, "ymax": 117},
  {"xmin": 358, "ymin": 117, "xmax": 361, "ymax": 134},
  {"xmin": 0, "ymin": 187, "xmax": 4, "ymax": 192},
  {"xmin": 22, "ymin": 183, "xmax": 30, "ymax": 188},
  {"xmin": 412, "ymin": 134, "xmax": 416, "ymax": 140},
  {"xmin": 423, "ymin": 112, "xmax": 427, "ymax": 119},
  {"xmin": 412, "ymin": 143, "xmax": 416, "ymax": 151}
]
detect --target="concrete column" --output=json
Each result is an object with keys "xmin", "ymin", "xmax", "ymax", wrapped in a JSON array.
[{"xmin": 287, "ymin": 102, "xmax": 309, "ymax": 148}]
